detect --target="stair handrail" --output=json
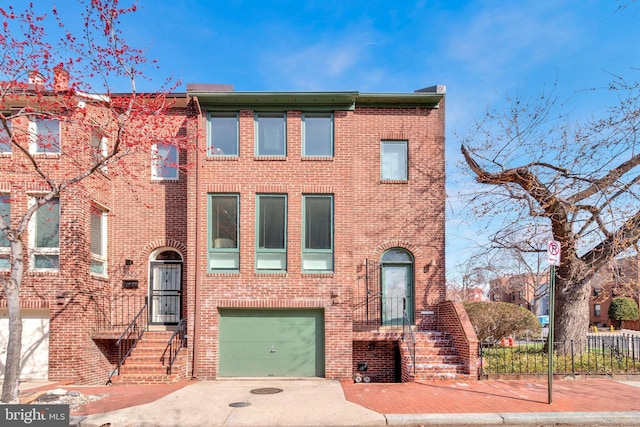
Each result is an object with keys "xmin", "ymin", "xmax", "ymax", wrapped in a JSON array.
[
  {"xmin": 161, "ymin": 318, "xmax": 187, "ymax": 375},
  {"xmin": 402, "ymin": 298, "xmax": 417, "ymax": 374},
  {"xmin": 106, "ymin": 299, "xmax": 148, "ymax": 384}
]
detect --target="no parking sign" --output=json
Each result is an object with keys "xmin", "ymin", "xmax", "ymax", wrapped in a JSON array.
[{"xmin": 547, "ymin": 240, "xmax": 561, "ymax": 266}]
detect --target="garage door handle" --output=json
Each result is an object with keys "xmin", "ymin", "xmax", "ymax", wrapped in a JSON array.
[{"xmin": 270, "ymin": 348, "xmax": 277, "ymax": 353}]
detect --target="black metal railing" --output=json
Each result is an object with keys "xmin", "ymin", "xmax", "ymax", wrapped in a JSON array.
[
  {"xmin": 93, "ymin": 294, "xmax": 147, "ymax": 332},
  {"xmin": 479, "ymin": 334, "xmax": 640, "ymax": 378},
  {"xmin": 161, "ymin": 318, "xmax": 187, "ymax": 375},
  {"xmin": 402, "ymin": 302, "xmax": 416, "ymax": 374},
  {"xmin": 106, "ymin": 300, "xmax": 148, "ymax": 384},
  {"xmin": 353, "ymin": 296, "xmax": 406, "ymax": 330}
]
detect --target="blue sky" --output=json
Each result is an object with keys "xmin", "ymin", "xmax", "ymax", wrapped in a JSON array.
[{"xmin": 17, "ymin": 0, "xmax": 640, "ymax": 280}]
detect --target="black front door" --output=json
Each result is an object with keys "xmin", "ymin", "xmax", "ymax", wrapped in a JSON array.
[{"xmin": 149, "ymin": 261, "xmax": 182, "ymax": 325}]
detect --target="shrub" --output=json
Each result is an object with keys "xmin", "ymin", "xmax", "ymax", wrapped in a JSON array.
[
  {"xmin": 463, "ymin": 301, "xmax": 541, "ymax": 343},
  {"xmin": 608, "ymin": 297, "xmax": 639, "ymax": 322}
]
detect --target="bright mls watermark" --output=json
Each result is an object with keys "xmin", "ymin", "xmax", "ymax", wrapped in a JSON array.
[{"xmin": 1, "ymin": 405, "xmax": 68, "ymax": 426}]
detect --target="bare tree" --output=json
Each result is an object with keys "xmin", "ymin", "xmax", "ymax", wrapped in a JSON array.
[
  {"xmin": 460, "ymin": 78, "xmax": 640, "ymax": 346},
  {"xmin": 447, "ymin": 250, "xmax": 502, "ymax": 302},
  {"xmin": 488, "ymin": 232, "xmax": 548, "ymax": 315},
  {"xmin": 0, "ymin": 2, "xmax": 187, "ymax": 402}
]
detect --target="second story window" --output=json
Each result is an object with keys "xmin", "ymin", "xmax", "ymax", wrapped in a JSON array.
[
  {"xmin": 302, "ymin": 113, "xmax": 333, "ymax": 157},
  {"xmin": 91, "ymin": 130, "xmax": 108, "ymax": 165},
  {"xmin": 0, "ymin": 120, "xmax": 11, "ymax": 153},
  {"xmin": 208, "ymin": 113, "xmax": 239, "ymax": 156},
  {"xmin": 381, "ymin": 140, "xmax": 408, "ymax": 181},
  {"xmin": 255, "ymin": 113, "xmax": 286, "ymax": 156},
  {"xmin": 90, "ymin": 206, "xmax": 108, "ymax": 276},
  {"xmin": 0, "ymin": 194, "xmax": 10, "ymax": 270},
  {"xmin": 256, "ymin": 194, "xmax": 287, "ymax": 271},
  {"xmin": 31, "ymin": 117, "xmax": 61, "ymax": 154},
  {"xmin": 29, "ymin": 197, "xmax": 60, "ymax": 271},
  {"xmin": 302, "ymin": 195, "xmax": 333, "ymax": 272},
  {"xmin": 209, "ymin": 194, "xmax": 239, "ymax": 271},
  {"xmin": 151, "ymin": 143, "xmax": 179, "ymax": 180}
]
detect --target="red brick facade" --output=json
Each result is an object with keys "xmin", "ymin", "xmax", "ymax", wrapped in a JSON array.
[{"xmin": 1, "ymin": 85, "xmax": 478, "ymax": 385}]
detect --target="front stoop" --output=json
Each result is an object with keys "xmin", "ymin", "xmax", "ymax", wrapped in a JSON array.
[
  {"xmin": 401, "ymin": 331, "xmax": 472, "ymax": 381},
  {"xmin": 110, "ymin": 331, "xmax": 188, "ymax": 385}
]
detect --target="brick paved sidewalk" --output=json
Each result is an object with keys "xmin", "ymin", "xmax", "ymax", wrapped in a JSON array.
[{"xmin": 340, "ymin": 379, "xmax": 640, "ymax": 414}]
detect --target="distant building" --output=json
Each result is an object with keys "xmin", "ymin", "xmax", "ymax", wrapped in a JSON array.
[
  {"xmin": 589, "ymin": 256, "xmax": 640, "ymax": 330},
  {"xmin": 489, "ymin": 273, "xmax": 547, "ymax": 315}
]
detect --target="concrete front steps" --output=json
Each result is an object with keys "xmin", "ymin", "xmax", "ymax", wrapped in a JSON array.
[
  {"xmin": 110, "ymin": 331, "xmax": 188, "ymax": 385},
  {"xmin": 402, "ymin": 331, "xmax": 471, "ymax": 381}
]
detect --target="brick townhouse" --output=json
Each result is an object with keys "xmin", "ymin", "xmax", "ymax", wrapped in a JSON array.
[{"xmin": 0, "ymin": 77, "xmax": 478, "ymax": 385}]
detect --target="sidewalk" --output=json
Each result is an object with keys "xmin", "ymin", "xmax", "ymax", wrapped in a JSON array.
[{"xmin": 19, "ymin": 378, "xmax": 640, "ymax": 426}]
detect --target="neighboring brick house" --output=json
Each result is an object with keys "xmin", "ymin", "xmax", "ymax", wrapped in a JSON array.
[
  {"xmin": 1, "ymin": 79, "xmax": 478, "ymax": 385},
  {"xmin": 489, "ymin": 273, "xmax": 548, "ymax": 316},
  {"xmin": 589, "ymin": 256, "xmax": 640, "ymax": 330}
]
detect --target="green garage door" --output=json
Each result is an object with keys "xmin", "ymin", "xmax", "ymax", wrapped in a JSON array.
[{"xmin": 219, "ymin": 309, "xmax": 325, "ymax": 377}]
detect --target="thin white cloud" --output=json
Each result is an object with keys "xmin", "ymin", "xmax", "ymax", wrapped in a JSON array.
[
  {"xmin": 446, "ymin": 2, "xmax": 578, "ymax": 74},
  {"xmin": 259, "ymin": 38, "xmax": 386, "ymax": 91}
]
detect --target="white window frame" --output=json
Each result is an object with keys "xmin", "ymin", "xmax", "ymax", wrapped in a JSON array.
[
  {"xmin": 29, "ymin": 116, "xmax": 61, "ymax": 154},
  {"xmin": 90, "ymin": 206, "xmax": 108, "ymax": 277},
  {"xmin": 151, "ymin": 142, "xmax": 179, "ymax": 180},
  {"xmin": 0, "ymin": 194, "xmax": 10, "ymax": 271},
  {"xmin": 381, "ymin": 140, "xmax": 408, "ymax": 181},
  {"xmin": 91, "ymin": 130, "xmax": 109, "ymax": 170},
  {"xmin": 28, "ymin": 197, "xmax": 60, "ymax": 272},
  {"xmin": 0, "ymin": 119, "xmax": 11, "ymax": 153}
]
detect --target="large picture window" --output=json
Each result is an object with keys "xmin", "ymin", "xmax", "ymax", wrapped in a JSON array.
[
  {"xmin": 31, "ymin": 117, "xmax": 61, "ymax": 154},
  {"xmin": 303, "ymin": 195, "xmax": 333, "ymax": 272},
  {"xmin": 208, "ymin": 194, "xmax": 239, "ymax": 271},
  {"xmin": 381, "ymin": 140, "xmax": 408, "ymax": 180},
  {"xmin": 208, "ymin": 113, "xmax": 239, "ymax": 156},
  {"xmin": 255, "ymin": 113, "xmax": 286, "ymax": 156},
  {"xmin": 302, "ymin": 113, "xmax": 333, "ymax": 157},
  {"xmin": 0, "ymin": 195, "xmax": 10, "ymax": 270},
  {"xmin": 90, "ymin": 206, "xmax": 108, "ymax": 276},
  {"xmin": 30, "ymin": 198, "xmax": 60, "ymax": 271},
  {"xmin": 256, "ymin": 194, "xmax": 287, "ymax": 271}
]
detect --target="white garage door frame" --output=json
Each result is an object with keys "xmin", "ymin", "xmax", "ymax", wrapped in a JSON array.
[{"xmin": 0, "ymin": 308, "xmax": 50, "ymax": 380}]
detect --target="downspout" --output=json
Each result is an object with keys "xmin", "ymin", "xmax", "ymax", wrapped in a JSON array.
[{"xmin": 192, "ymin": 95, "xmax": 202, "ymax": 378}]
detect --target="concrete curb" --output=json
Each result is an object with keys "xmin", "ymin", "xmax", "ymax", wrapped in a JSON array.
[{"xmin": 385, "ymin": 411, "xmax": 640, "ymax": 426}]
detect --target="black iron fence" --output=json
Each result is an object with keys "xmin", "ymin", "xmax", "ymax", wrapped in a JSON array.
[
  {"xmin": 353, "ymin": 296, "xmax": 406, "ymax": 330},
  {"xmin": 93, "ymin": 294, "xmax": 148, "ymax": 332},
  {"xmin": 479, "ymin": 334, "xmax": 640, "ymax": 378}
]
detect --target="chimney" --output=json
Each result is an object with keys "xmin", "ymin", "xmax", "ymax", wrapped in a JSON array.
[{"xmin": 53, "ymin": 65, "xmax": 69, "ymax": 92}]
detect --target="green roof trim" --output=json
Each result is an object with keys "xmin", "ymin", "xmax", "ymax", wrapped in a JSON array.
[{"xmin": 188, "ymin": 90, "xmax": 443, "ymax": 111}]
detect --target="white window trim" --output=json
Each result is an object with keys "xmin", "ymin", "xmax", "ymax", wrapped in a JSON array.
[
  {"xmin": 91, "ymin": 131, "xmax": 109, "ymax": 171},
  {"xmin": 90, "ymin": 207, "xmax": 108, "ymax": 277},
  {"xmin": 0, "ymin": 119, "xmax": 12, "ymax": 154},
  {"xmin": 28, "ymin": 197, "xmax": 60, "ymax": 272},
  {"xmin": 151, "ymin": 143, "xmax": 179, "ymax": 180},
  {"xmin": 29, "ymin": 116, "xmax": 61, "ymax": 155},
  {"xmin": 0, "ymin": 193, "xmax": 9, "ymax": 271}
]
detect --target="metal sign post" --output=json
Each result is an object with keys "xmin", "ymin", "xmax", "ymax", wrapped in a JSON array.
[{"xmin": 547, "ymin": 240, "xmax": 560, "ymax": 405}]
